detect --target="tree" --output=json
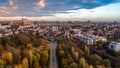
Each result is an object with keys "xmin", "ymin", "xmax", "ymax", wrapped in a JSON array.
[
  {"xmin": 84, "ymin": 46, "xmax": 90, "ymax": 56},
  {"xmin": 79, "ymin": 57, "xmax": 86, "ymax": 68},
  {"xmin": 74, "ymin": 51, "xmax": 79, "ymax": 61},
  {"xmin": 67, "ymin": 54, "xmax": 74, "ymax": 64},
  {"xmin": 71, "ymin": 46, "xmax": 75, "ymax": 54},
  {"xmin": 102, "ymin": 59, "xmax": 111, "ymax": 67},
  {"xmin": 96, "ymin": 65, "xmax": 106, "ymax": 68},
  {"xmin": 34, "ymin": 53, "xmax": 40, "ymax": 62},
  {"xmin": 0, "ymin": 44, "xmax": 4, "ymax": 55},
  {"xmin": 28, "ymin": 50, "xmax": 33, "ymax": 68},
  {"xmin": 17, "ymin": 34, "xmax": 30, "ymax": 46},
  {"xmin": 12, "ymin": 49, "xmax": 21, "ymax": 64},
  {"xmin": 40, "ymin": 39, "xmax": 45, "ymax": 45},
  {"xmin": 69, "ymin": 63, "xmax": 78, "ymax": 68},
  {"xmin": 41, "ymin": 50, "xmax": 49, "ymax": 68},
  {"xmin": 0, "ymin": 59, "xmax": 5, "ymax": 68},
  {"xmin": 6, "ymin": 52, "xmax": 13, "ymax": 65},
  {"xmin": 89, "ymin": 65, "xmax": 94, "ymax": 68},
  {"xmin": 90, "ymin": 54, "xmax": 102, "ymax": 67},
  {"xmin": 61, "ymin": 58, "xmax": 69, "ymax": 68},
  {"xmin": 58, "ymin": 50, "xmax": 65, "ymax": 58},
  {"xmin": 78, "ymin": 49, "xmax": 84, "ymax": 58},
  {"xmin": 18, "ymin": 64, "xmax": 22, "ymax": 68},
  {"xmin": 22, "ymin": 57, "xmax": 28, "ymax": 68},
  {"xmin": 33, "ymin": 61, "xmax": 39, "ymax": 68},
  {"xmin": 27, "ymin": 43, "xmax": 33, "ymax": 50}
]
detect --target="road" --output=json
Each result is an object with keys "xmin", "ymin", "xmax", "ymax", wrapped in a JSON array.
[{"xmin": 49, "ymin": 42, "xmax": 58, "ymax": 68}]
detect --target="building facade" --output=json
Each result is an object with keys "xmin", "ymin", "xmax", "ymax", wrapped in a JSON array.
[{"xmin": 108, "ymin": 42, "xmax": 120, "ymax": 52}]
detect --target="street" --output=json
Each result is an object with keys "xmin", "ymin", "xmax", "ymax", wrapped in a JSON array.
[{"xmin": 49, "ymin": 42, "xmax": 58, "ymax": 68}]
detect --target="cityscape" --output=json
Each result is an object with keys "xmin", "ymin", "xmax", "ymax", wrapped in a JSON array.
[{"xmin": 0, "ymin": 0, "xmax": 120, "ymax": 68}]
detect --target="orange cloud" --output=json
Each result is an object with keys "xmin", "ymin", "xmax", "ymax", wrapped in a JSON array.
[{"xmin": 0, "ymin": 10, "xmax": 11, "ymax": 14}]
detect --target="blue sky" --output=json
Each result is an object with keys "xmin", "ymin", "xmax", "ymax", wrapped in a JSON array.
[{"xmin": 0, "ymin": 0, "xmax": 120, "ymax": 21}]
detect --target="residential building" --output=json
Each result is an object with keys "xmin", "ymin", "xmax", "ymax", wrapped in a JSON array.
[
  {"xmin": 114, "ymin": 31, "xmax": 120, "ymax": 39},
  {"xmin": 107, "ymin": 42, "xmax": 120, "ymax": 52}
]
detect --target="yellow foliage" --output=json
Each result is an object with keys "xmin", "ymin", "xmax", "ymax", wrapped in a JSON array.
[
  {"xmin": 28, "ymin": 50, "xmax": 33, "ymax": 67},
  {"xmin": 27, "ymin": 43, "xmax": 33, "ymax": 49},
  {"xmin": 96, "ymin": 65, "xmax": 106, "ymax": 68},
  {"xmin": 6, "ymin": 52, "xmax": 13, "ymax": 65},
  {"xmin": 22, "ymin": 57, "xmax": 28, "ymax": 68},
  {"xmin": 0, "ymin": 59, "xmax": 5, "ymax": 65},
  {"xmin": 14, "ymin": 64, "xmax": 22, "ymax": 68}
]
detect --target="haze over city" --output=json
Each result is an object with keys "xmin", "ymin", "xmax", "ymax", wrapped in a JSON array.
[{"xmin": 0, "ymin": 0, "xmax": 120, "ymax": 21}]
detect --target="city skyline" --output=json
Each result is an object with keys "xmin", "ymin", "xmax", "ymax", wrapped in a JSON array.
[{"xmin": 0, "ymin": 0, "xmax": 120, "ymax": 21}]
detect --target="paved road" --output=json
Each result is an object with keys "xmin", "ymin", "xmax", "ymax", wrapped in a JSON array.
[{"xmin": 49, "ymin": 42, "xmax": 58, "ymax": 68}]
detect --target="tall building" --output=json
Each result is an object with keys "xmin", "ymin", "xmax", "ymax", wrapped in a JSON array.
[
  {"xmin": 114, "ymin": 31, "xmax": 120, "ymax": 39},
  {"xmin": 10, "ymin": 18, "xmax": 32, "ymax": 25},
  {"xmin": 21, "ymin": 18, "xmax": 32, "ymax": 25}
]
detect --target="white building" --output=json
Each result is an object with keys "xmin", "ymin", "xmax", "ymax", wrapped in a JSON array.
[
  {"xmin": 0, "ymin": 25, "xmax": 10, "ymax": 30},
  {"xmin": 52, "ymin": 26, "xmax": 58, "ymax": 32},
  {"xmin": 74, "ymin": 33, "xmax": 107, "ymax": 45},
  {"xmin": 0, "ymin": 34, "xmax": 2, "ymax": 37},
  {"xmin": 108, "ymin": 42, "xmax": 120, "ymax": 52}
]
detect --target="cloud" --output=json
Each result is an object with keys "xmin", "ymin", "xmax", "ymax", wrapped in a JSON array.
[
  {"xmin": 8, "ymin": 0, "xmax": 18, "ymax": 10},
  {"xmin": 12, "ymin": 6, "xmax": 18, "ymax": 10},
  {"xmin": 37, "ymin": 0, "xmax": 45, "ymax": 8},
  {"xmin": 82, "ymin": 0, "xmax": 87, "ymax": 3},
  {"xmin": 0, "ymin": 9, "xmax": 11, "ymax": 14},
  {"xmin": 0, "ymin": 0, "xmax": 119, "ymax": 17},
  {"xmin": 0, "ymin": 0, "xmax": 18, "ymax": 14},
  {"xmin": 9, "ymin": 0, "xmax": 14, "ymax": 6},
  {"xmin": 0, "ymin": 6, "xmax": 11, "ymax": 14}
]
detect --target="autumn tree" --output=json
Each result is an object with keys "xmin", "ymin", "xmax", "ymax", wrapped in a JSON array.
[
  {"xmin": 6, "ymin": 52, "xmax": 13, "ymax": 65},
  {"xmin": 79, "ymin": 58, "xmax": 86, "ymax": 68},
  {"xmin": 69, "ymin": 63, "xmax": 78, "ymax": 68},
  {"xmin": 61, "ymin": 58, "xmax": 69, "ymax": 68},
  {"xmin": 90, "ymin": 54, "xmax": 102, "ymax": 67},
  {"xmin": 0, "ymin": 44, "xmax": 4, "ymax": 55},
  {"xmin": 33, "ymin": 53, "xmax": 40, "ymax": 68},
  {"xmin": 27, "ymin": 43, "xmax": 33, "ymax": 50},
  {"xmin": 28, "ymin": 50, "xmax": 33, "ymax": 68},
  {"xmin": 74, "ymin": 51, "xmax": 79, "ymax": 61},
  {"xmin": 84, "ymin": 46, "xmax": 90, "ymax": 56},
  {"xmin": 22, "ymin": 57, "xmax": 28, "ymax": 68},
  {"xmin": 102, "ymin": 59, "xmax": 111, "ymax": 67},
  {"xmin": 41, "ymin": 50, "xmax": 49, "ymax": 68},
  {"xmin": 58, "ymin": 50, "xmax": 65, "ymax": 58}
]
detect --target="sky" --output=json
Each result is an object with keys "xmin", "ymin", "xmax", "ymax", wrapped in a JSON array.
[{"xmin": 0, "ymin": 0, "xmax": 120, "ymax": 21}]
